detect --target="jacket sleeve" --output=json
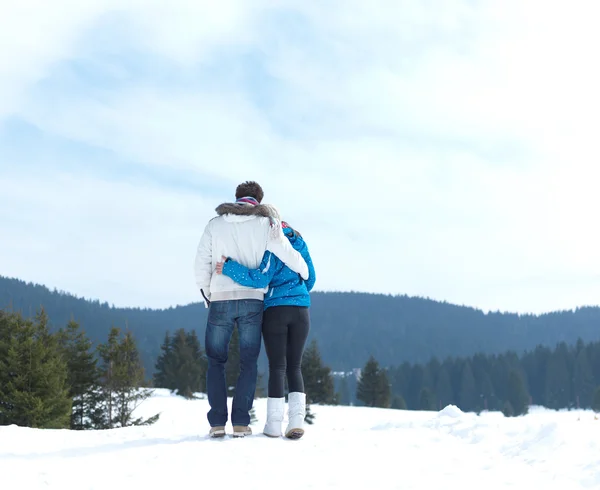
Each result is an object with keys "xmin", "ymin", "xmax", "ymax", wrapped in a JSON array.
[
  {"xmin": 222, "ymin": 251, "xmax": 276, "ymax": 288},
  {"xmin": 194, "ymin": 223, "xmax": 213, "ymax": 307},
  {"xmin": 266, "ymin": 222, "xmax": 309, "ymax": 280},
  {"xmin": 302, "ymin": 244, "xmax": 316, "ymax": 292}
]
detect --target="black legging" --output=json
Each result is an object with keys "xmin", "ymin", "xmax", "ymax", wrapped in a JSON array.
[{"xmin": 262, "ymin": 306, "xmax": 310, "ymax": 398}]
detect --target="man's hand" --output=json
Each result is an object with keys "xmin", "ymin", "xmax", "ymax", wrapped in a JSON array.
[{"xmin": 215, "ymin": 256, "xmax": 227, "ymax": 275}]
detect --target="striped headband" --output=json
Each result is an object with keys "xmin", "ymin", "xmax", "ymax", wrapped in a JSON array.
[{"xmin": 236, "ymin": 196, "xmax": 259, "ymax": 206}]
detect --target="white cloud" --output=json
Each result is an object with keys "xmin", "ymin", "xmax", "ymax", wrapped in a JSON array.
[
  {"xmin": 2, "ymin": 0, "xmax": 600, "ymax": 313},
  {"xmin": 0, "ymin": 171, "xmax": 212, "ymax": 308}
]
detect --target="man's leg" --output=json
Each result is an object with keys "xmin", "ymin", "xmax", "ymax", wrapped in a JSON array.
[
  {"xmin": 205, "ymin": 300, "xmax": 235, "ymax": 428},
  {"xmin": 231, "ymin": 299, "xmax": 263, "ymax": 427}
]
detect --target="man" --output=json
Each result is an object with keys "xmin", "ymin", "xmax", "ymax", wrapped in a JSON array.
[{"xmin": 194, "ymin": 181, "xmax": 309, "ymax": 438}]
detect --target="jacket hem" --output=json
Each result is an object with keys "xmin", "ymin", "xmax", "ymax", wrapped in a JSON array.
[{"xmin": 210, "ymin": 290, "xmax": 265, "ymax": 302}]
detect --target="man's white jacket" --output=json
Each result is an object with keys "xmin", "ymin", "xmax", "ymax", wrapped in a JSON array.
[{"xmin": 194, "ymin": 202, "xmax": 309, "ymax": 306}]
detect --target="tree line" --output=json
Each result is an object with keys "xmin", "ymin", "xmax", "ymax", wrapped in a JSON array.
[
  {"xmin": 352, "ymin": 339, "xmax": 600, "ymax": 416},
  {"xmin": 5, "ymin": 304, "xmax": 600, "ymax": 432},
  {"xmin": 0, "ymin": 309, "xmax": 159, "ymax": 429},
  {"xmin": 6, "ymin": 275, "xmax": 600, "ymax": 374}
]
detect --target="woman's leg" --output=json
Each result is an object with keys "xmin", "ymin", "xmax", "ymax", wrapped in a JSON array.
[
  {"xmin": 286, "ymin": 307, "xmax": 310, "ymax": 393},
  {"xmin": 262, "ymin": 307, "xmax": 289, "ymax": 398}
]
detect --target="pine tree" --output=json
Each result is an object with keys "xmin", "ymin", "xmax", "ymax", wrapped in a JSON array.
[
  {"xmin": 96, "ymin": 327, "xmax": 159, "ymax": 428},
  {"xmin": 153, "ymin": 331, "xmax": 175, "ymax": 389},
  {"xmin": 170, "ymin": 329, "xmax": 205, "ymax": 398},
  {"xmin": 390, "ymin": 363, "xmax": 410, "ymax": 404},
  {"xmin": 592, "ymin": 387, "xmax": 600, "ymax": 413},
  {"xmin": 56, "ymin": 320, "xmax": 102, "ymax": 430},
  {"xmin": 477, "ymin": 371, "xmax": 495, "ymax": 412},
  {"xmin": 458, "ymin": 362, "xmax": 477, "ymax": 412},
  {"xmin": 153, "ymin": 330, "xmax": 207, "ymax": 398},
  {"xmin": 507, "ymin": 370, "xmax": 529, "ymax": 416},
  {"xmin": 502, "ymin": 400, "xmax": 514, "ymax": 417},
  {"xmin": 573, "ymin": 349, "xmax": 595, "ymax": 408},
  {"xmin": 357, "ymin": 356, "xmax": 391, "ymax": 408},
  {"xmin": 545, "ymin": 346, "xmax": 571, "ymax": 409},
  {"xmin": 391, "ymin": 395, "xmax": 407, "ymax": 410},
  {"xmin": 419, "ymin": 387, "xmax": 436, "ymax": 411},
  {"xmin": 302, "ymin": 340, "xmax": 337, "ymax": 405},
  {"xmin": 435, "ymin": 364, "xmax": 454, "ymax": 409},
  {"xmin": 185, "ymin": 330, "xmax": 207, "ymax": 394},
  {"xmin": 377, "ymin": 368, "xmax": 392, "ymax": 408},
  {"xmin": 0, "ymin": 310, "xmax": 71, "ymax": 428},
  {"xmin": 407, "ymin": 365, "xmax": 432, "ymax": 410}
]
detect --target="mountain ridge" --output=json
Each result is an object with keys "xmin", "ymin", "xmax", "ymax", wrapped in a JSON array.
[{"xmin": 2, "ymin": 274, "xmax": 600, "ymax": 374}]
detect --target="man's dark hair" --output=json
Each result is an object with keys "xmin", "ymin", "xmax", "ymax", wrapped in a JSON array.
[{"xmin": 235, "ymin": 181, "xmax": 264, "ymax": 203}]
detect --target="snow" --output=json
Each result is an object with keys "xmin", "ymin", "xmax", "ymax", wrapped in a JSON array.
[{"xmin": 1, "ymin": 390, "xmax": 599, "ymax": 489}]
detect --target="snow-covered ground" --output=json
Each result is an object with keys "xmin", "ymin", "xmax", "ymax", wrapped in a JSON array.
[{"xmin": 1, "ymin": 389, "xmax": 599, "ymax": 489}]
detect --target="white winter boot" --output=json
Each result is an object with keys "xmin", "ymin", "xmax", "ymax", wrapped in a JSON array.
[
  {"xmin": 285, "ymin": 392, "xmax": 306, "ymax": 439},
  {"xmin": 263, "ymin": 397, "xmax": 285, "ymax": 438}
]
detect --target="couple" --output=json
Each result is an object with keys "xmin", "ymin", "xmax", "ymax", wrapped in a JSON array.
[{"xmin": 194, "ymin": 181, "xmax": 316, "ymax": 439}]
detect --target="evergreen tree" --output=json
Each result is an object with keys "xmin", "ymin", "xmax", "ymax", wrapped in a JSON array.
[
  {"xmin": 419, "ymin": 387, "xmax": 436, "ymax": 411},
  {"xmin": 56, "ymin": 320, "xmax": 102, "ymax": 430},
  {"xmin": 153, "ymin": 330, "xmax": 207, "ymax": 398},
  {"xmin": 545, "ymin": 346, "xmax": 571, "ymax": 409},
  {"xmin": 435, "ymin": 363, "xmax": 454, "ymax": 409},
  {"xmin": 153, "ymin": 331, "xmax": 175, "ymax": 389},
  {"xmin": 592, "ymin": 387, "xmax": 600, "ymax": 413},
  {"xmin": 458, "ymin": 362, "xmax": 477, "ymax": 412},
  {"xmin": 186, "ymin": 330, "xmax": 207, "ymax": 394},
  {"xmin": 96, "ymin": 327, "xmax": 159, "ymax": 428},
  {"xmin": 477, "ymin": 371, "xmax": 495, "ymax": 412},
  {"xmin": 573, "ymin": 349, "xmax": 595, "ymax": 408},
  {"xmin": 521, "ymin": 345, "xmax": 548, "ymax": 406},
  {"xmin": 0, "ymin": 310, "xmax": 71, "ymax": 428},
  {"xmin": 357, "ymin": 356, "xmax": 391, "ymax": 408},
  {"xmin": 391, "ymin": 395, "xmax": 407, "ymax": 410},
  {"xmin": 507, "ymin": 370, "xmax": 529, "ymax": 416},
  {"xmin": 390, "ymin": 363, "xmax": 410, "ymax": 403},
  {"xmin": 377, "ymin": 368, "xmax": 392, "ymax": 409},
  {"xmin": 171, "ymin": 329, "xmax": 205, "ymax": 398},
  {"xmin": 302, "ymin": 340, "xmax": 337, "ymax": 405},
  {"xmin": 407, "ymin": 364, "xmax": 432, "ymax": 410},
  {"xmin": 502, "ymin": 400, "xmax": 514, "ymax": 417}
]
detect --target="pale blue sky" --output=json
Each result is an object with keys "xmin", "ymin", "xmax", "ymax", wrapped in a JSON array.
[{"xmin": 1, "ymin": 1, "xmax": 600, "ymax": 313}]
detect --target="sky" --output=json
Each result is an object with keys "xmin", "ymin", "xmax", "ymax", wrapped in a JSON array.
[{"xmin": 1, "ymin": 0, "xmax": 600, "ymax": 314}]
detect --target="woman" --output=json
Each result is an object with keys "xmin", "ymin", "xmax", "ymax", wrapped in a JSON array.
[{"xmin": 215, "ymin": 206, "xmax": 316, "ymax": 439}]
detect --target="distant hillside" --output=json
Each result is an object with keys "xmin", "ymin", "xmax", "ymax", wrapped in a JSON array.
[{"xmin": 2, "ymin": 275, "xmax": 600, "ymax": 374}]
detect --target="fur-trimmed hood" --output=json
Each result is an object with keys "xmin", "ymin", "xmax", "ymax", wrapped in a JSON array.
[{"xmin": 215, "ymin": 202, "xmax": 275, "ymax": 218}]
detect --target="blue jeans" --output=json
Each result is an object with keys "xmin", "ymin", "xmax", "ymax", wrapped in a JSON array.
[{"xmin": 205, "ymin": 299, "xmax": 263, "ymax": 427}]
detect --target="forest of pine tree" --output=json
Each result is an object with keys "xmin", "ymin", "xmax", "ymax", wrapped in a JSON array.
[
  {"xmin": 4, "ymin": 290, "xmax": 600, "ymax": 430},
  {"xmin": 373, "ymin": 338, "xmax": 600, "ymax": 415},
  {"xmin": 153, "ymin": 329, "xmax": 207, "ymax": 398},
  {"xmin": 5, "ymin": 275, "xmax": 600, "ymax": 374},
  {"xmin": 0, "ymin": 310, "xmax": 72, "ymax": 428},
  {"xmin": 0, "ymin": 309, "xmax": 159, "ymax": 429}
]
